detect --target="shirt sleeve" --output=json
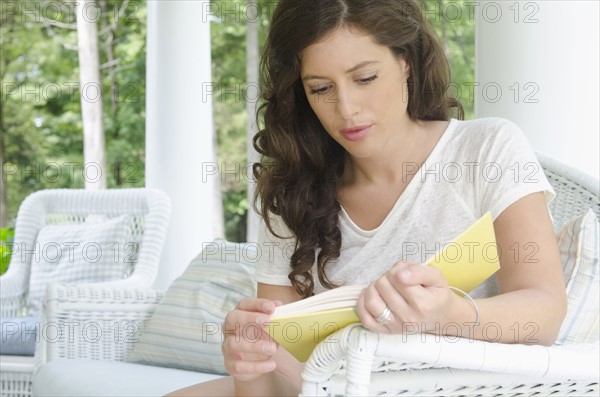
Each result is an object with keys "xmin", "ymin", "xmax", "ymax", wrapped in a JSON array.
[
  {"xmin": 477, "ymin": 118, "xmax": 555, "ymax": 220},
  {"xmin": 254, "ymin": 213, "xmax": 295, "ymax": 286}
]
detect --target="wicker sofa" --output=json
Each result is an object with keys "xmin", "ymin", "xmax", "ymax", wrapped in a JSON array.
[{"xmin": 31, "ymin": 153, "xmax": 599, "ymax": 396}]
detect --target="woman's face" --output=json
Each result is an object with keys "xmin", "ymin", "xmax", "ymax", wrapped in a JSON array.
[{"xmin": 299, "ymin": 26, "xmax": 411, "ymax": 160}]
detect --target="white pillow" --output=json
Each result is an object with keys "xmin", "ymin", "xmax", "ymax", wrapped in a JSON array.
[
  {"xmin": 127, "ymin": 240, "xmax": 257, "ymax": 374},
  {"xmin": 555, "ymin": 209, "xmax": 599, "ymax": 345},
  {"xmin": 26, "ymin": 215, "xmax": 131, "ymax": 315}
]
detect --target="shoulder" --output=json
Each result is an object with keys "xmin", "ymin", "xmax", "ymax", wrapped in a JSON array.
[
  {"xmin": 261, "ymin": 212, "xmax": 294, "ymax": 239},
  {"xmin": 452, "ymin": 117, "xmax": 526, "ymax": 141},
  {"xmin": 445, "ymin": 117, "xmax": 533, "ymax": 158}
]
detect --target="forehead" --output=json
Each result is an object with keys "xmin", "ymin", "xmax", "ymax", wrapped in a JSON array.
[{"xmin": 299, "ymin": 26, "xmax": 391, "ymax": 74}]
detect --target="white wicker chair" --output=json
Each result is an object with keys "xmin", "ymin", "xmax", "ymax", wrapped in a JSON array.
[
  {"xmin": 0, "ymin": 188, "xmax": 171, "ymax": 397},
  {"xmin": 41, "ymin": 284, "xmax": 165, "ymax": 364},
  {"xmin": 301, "ymin": 152, "xmax": 600, "ymax": 396},
  {"xmin": 32, "ymin": 154, "xmax": 599, "ymax": 397}
]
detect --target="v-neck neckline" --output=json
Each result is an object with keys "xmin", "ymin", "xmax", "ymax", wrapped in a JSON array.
[{"xmin": 340, "ymin": 118, "xmax": 458, "ymax": 236}]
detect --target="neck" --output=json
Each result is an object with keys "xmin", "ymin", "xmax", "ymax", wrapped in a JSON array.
[{"xmin": 344, "ymin": 118, "xmax": 424, "ymax": 186}]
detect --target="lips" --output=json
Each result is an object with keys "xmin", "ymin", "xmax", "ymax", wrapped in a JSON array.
[{"xmin": 340, "ymin": 125, "xmax": 372, "ymax": 141}]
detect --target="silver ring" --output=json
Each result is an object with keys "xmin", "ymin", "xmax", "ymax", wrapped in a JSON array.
[{"xmin": 377, "ymin": 306, "xmax": 392, "ymax": 325}]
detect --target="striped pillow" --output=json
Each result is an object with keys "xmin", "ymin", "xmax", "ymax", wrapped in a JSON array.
[
  {"xmin": 555, "ymin": 209, "xmax": 599, "ymax": 345},
  {"xmin": 127, "ymin": 240, "xmax": 257, "ymax": 374},
  {"xmin": 27, "ymin": 215, "xmax": 131, "ymax": 316}
]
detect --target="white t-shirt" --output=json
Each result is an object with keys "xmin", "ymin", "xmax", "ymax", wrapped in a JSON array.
[{"xmin": 254, "ymin": 117, "xmax": 555, "ymax": 298}]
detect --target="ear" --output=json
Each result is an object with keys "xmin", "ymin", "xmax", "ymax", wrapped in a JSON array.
[
  {"xmin": 396, "ymin": 57, "xmax": 411, "ymax": 80},
  {"xmin": 401, "ymin": 59, "xmax": 411, "ymax": 80}
]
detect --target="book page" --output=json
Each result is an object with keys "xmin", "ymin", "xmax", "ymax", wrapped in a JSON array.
[{"xmin": 271, "ymin": 284, "xmax": 365, "ymax": 317}]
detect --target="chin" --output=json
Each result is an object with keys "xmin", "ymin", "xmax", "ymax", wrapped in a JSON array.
[{"xmin": 345, "ymin": 147, "xmax": 378, "ymax": 160}]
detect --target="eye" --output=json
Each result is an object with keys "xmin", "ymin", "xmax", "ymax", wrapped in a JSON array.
[
  {"xmin": 357, "ymin": 75, "xmax": 378, "ymax": 84},
  {"xmin": 308, "ymin": 84, "xmax": 332, "ymax": 95}
]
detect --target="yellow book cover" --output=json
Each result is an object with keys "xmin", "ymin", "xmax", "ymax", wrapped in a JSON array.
[{"xmin": 266, "ymin": 212, "xmax": 500, "ymax": 362}]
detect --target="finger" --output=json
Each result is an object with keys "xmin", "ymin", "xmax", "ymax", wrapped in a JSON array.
[
  {"xmin": 376, "ymin": 273, "xmax": 412, "ymax": 318},
  {"xmin": 355, "ymin": 289, "xmax": 384, "ymax": 332},
  {"xmin": 237, "ymin": 298, "xmax": 278, "ymax": 314},
  {"xmin": 388, "ymin": 265, "xmax": 453, "ymax": 325},
  {"xmin": 384, "ymin": 269, "xmax": 436, "ymax": 312},
  {"xmin": 380, "ymin": 267, "xmax": 424, "ymax": 309},
  {"xmin": 361, "ymin": 284, "xmax": 387, "ymax": 319},
  {"xmin": 356, "ymin": 286, "xmax": 393, "ymax": 333},
  {"xmin": 391, "ymin": 263, "xmax": 447, "ymax": 288},
  {"xmin": 225, "ymin": 357, "xmax": 277, "ymax": 381},
  {"xmin": 226, "ymin": 298, "xmax": 279, "ymax": 328},
  {"xmin": 222, "ymin": 331, "xmax": 277, "ymax": 357},
  {"xmin": 374, "ymin": 275, "xmax": 424, "ymax": 333},
  {"xmin": 224, "ymin": 310, "xmax": 270, "ymax": 334}
]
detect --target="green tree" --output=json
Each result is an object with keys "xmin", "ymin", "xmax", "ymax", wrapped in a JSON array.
[
  {"xmin": 1, "ymin": 0, "xmax": 147, "ymax": 229},
  {"xmin": 424, "ymin": 0, "xmax": 476, "ymax": 118},
  {"xmin": 1, "ymin": 0, "xmax": 475, "ymax": 244},
  {"xmin": 209, "ymin": 0, "xmax": 273, "ymax": 241},
  {"xmin": 209, "ymin": 0, "xmax": 475, "ymax": 241}
]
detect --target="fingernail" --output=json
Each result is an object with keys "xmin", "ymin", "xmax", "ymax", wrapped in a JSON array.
[
  {"xmin": 262, "ymin": 302, "xmax": 273, "ymax": 312},
  {"xmin": 265, "ymin": 361, "xmax": 277, "ymax": 371},
  {"xmin": 400, "ymin": 269, "xmax": 411, "ymax": 280},
  {"xmin": 256, "ymin": 315, "xmax": 267, "ymax": 325},
  {"xmin": 263, "ymin": 343, "xmax": 275, "ymax": 354}
]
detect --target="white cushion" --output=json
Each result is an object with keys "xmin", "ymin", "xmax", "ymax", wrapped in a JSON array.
[
  {"xmin": 127, "ymin": 240, "xmax": 257, "ymax": 374},
  {"xmin": 555, "ymin": 209, "xmax": 599, "ymax": 345},
  {"xmin": 32, "ymin": 359, "xmax": 222, "ymax": 397},
  {"xmin": 27, "ymin": 215, "xmax": 131, "ymax": 315}
]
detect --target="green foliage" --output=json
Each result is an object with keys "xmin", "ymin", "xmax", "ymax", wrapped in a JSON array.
[
  {"xmin": 0, "ymin": 228, "xmax": 14, "ymax": 275},
  {"xmin": 210, "ymin": 0, "xmax": 273, "ymax": 241},
  {"xmin": 2, "ymin": 0, "xmax": 475, "ymax": 245},
  {"xmin": 423, "ymin": 0, "xmax": 476, "ymax": 119},
  {"xmin": 1, "ymin": 0, "xmax": 147, "ymax": 227},
  {"xmin": 224, "ymin": 190, "xmax": 248, "ymax": 242},
  {"xmin": 209, "ymin": 0, "xmax": 475, "ymax": 242}
]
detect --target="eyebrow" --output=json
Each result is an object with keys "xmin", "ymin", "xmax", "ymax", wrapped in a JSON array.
[{"xmin": 302, "ymin": 61, "xmax": 380, "ymax": 81}]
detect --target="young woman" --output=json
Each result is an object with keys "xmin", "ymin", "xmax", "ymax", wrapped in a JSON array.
[{"xmin": 170, "ymin": 0, "xmax": 566, "ymax": 395}]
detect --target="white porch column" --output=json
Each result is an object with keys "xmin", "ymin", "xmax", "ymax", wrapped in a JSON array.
[
  {"xmin": 476, "ymin": 1, "xmax": 599, "ymax": 178},
  {"xmin": 146, "ymin": 1, "xmax": 215, "ymax": 289}
]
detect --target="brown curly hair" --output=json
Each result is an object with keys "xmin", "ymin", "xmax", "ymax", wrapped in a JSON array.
[{"xmin": 253, "ymin": 0, "xmax": 464, "ymax": 298}]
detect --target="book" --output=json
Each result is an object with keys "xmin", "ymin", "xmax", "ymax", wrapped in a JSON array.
[{"xmin": 265, "ymin": 212, "xmax": 500, "ymax": 362}]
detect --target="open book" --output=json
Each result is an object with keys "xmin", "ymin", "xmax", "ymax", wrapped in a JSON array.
[{"xmin": 265, "ymin": 212, "xmax": 500, "ymax": 362}]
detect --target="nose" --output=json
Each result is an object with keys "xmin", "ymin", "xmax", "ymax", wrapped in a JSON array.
[{"xmin": 335, "ymin": 86, "xmax": 360, "ymax": 120}]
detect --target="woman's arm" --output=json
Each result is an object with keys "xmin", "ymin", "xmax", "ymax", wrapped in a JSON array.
[
  {"xmin": 230, "ymin": 283, "xmax": 304, "ymax": 397},
  {"xmin": 357, "ymin": 191, "xmax": 567, "ymax": 345},
  {"xmin": 473, "ymin": 191, "xmax": 567, "ymax": 344}
]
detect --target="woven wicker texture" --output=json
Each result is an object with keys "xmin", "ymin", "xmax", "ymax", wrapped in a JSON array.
[
  {"xmin": 301, "ymin": 325, "xmax": 599, "ymax": 396},
  {"xmin": 0, "ymin": 188, "xmax": 171, "ymax": 397},
  {"xmin": 0, "ymin": 372, "xmax": 32, "ymax": 397},
  {"xmin": 12, "ymin": 154, "xmax": 599, "ymax": 397},
  {"xmin": 43, "ymin": 284, "xmax": 165, "ymax": 362},
  {"xmin": 538, "ymin": 152, "xmax": 600, "ymax": 230},
  {"xmin": 301, "ymin": 153, "xmax": 600, "ymax": 396}
]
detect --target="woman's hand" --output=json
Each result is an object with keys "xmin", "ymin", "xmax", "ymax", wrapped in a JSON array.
[
  {"xmin": 356, "ymin": 261, "xmax": 454, "ymax": 334},
  {"xmin": 222, "ymin": 298, "xmax": 281, "ymax": 382}
]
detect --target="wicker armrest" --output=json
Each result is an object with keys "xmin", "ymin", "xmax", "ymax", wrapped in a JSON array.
[
  {"xmin": 41, "ymin": 283, "xmax": 165, "ymax": 363},
  {"xmin": 302, "ymin": 325, "xmax": 600, "ymax": 396}
]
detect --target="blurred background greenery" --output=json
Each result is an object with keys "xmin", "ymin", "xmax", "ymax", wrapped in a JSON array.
[{"xmin": 0, "ymin": 0, "xmax": 475, "ymax": 270}]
